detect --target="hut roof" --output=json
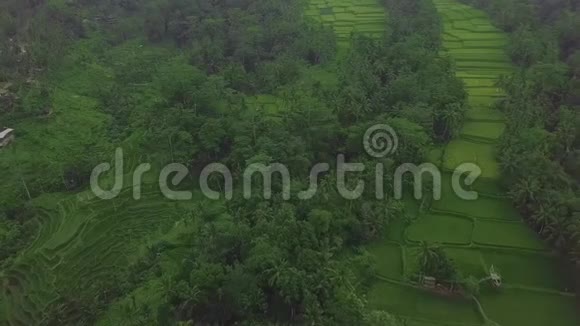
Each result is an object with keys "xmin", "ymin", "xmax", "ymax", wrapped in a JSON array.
[{"xmin": 0, "ymin": 128, "xmax": 14, "ymax": 139}]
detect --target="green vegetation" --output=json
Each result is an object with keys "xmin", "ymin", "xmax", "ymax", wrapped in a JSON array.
[
  {"xmin": 367, "ymin": 0, "xmax": 578, "ymax": 325},
  {"xmin": 367, "ymin": 243, "xmax": 404, "ymax": 279},
  {"xmin": 368, "ymin": 281, "xmax": 482, "ymax": 324},
  {"xmin": 473, "ymin": 220, "xmax": 547, "ymax": 250},
  {"xmin": 416, "ymin": 242, "xmax": 458, "ymax": 281},
  {"xmin": 306, "ymin": 0, "xmax": 387, "ymax": 48},
  {"xmin": 460, "ymin": 0, "xmax": 580, "ymax": 268},
  {"xmin": 407, "ymin": 214, "xmax": 473, "ymax": 245},
  {"xmin": 0, "ymin": 0, "xmax": 577, "ymax": 325}
]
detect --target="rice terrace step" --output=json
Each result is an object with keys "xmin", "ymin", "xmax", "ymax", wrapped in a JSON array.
[
  {"xmin": 306, "ymin": 0, "xmax": 387, "ymax": 48},
  {"xmin": 364, "ymin": 0, "xmax": 579, "ymax": 325},
  {"xmin": 0, "ymin": 0, "xmax": 576, "ymax": 325}
]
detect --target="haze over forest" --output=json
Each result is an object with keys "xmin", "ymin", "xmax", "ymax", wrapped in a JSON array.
[{"xmin": 0, "ymin": 0, "xmax": 579, "ymax": 325}]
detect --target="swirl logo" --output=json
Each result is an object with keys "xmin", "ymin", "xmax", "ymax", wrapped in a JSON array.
[{"xmin": 364, "ymin": 124, "xmax": 398, "ymax": 158}]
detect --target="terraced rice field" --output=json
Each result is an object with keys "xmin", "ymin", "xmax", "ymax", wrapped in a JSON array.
[
  {"xmin": 367, "ymin": 1, "xmax": 578, "ymax": 325},
  {"xmin": 0, "ymin": 185, "xmax": 189, "ymax": 325},
  {"xmin": 305, "ymin": 0, "xmax": 387, "ymax": 48}
]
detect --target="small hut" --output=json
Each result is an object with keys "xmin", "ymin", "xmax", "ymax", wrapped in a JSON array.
[
  {"xmin": 0, "ymin": 128, "xmax": 15, "ymax": 148},
  {"xmin": 422, "ymin": 276, "xmax": 436, "ymax": 289}
]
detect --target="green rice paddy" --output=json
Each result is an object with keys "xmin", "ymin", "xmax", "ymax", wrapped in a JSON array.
[
  {"xmin": 306, "ymin": 0, "xmax": 387, "ymax": 48},
  {"xmin": 443, "ymin": 141, "xmax": 499, "ymax": 178},
  {"xmin": 364, "ymin": 0, "xmax": 578, "ymax": 325},
  {"xmin": 445, "ymin": 248, "xmax": 486, "ymax": 277},
  {"xmin": 406, "ymin": 214, "xmax": 473, "ymax": 245},
  {"xmin": 0, "ymin": 185, "xmax": 192, "ymax": 325},
  {"xmin": 368, "ymin": 243, "xmax": 404, "ymax": 280},
  {"xmin": 480, "ymin": 250, "xmax": 573, "ymax": 291},
  {"xmin": 473, "ymin": 220, "xmax": 547, "ymax": 250},
  {"xmin": 461, "ymin": 121, "xmax": 505, "ymax": 142},
  {"xmin": 368, "ymin": 281, "xmax": 482, "ymax": 325},
  {"xmin": 478, "ymin": 289, "xmax": 577, "ymax": 326},
  {"xmin": 1, "ymin": 1, "xmax": 575, "ymax": 325},
  {"xmin": 432, "ymin": 191, "xmax": 519, "ymax": 221}
]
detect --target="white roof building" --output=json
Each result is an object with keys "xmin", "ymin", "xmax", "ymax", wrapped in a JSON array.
[
  {"xmin": 0, "ymin": 128, "xmax": 14, "ymax": 148},
  {"xmin": 0, "ymin": 128, "xmax": 14, "ymax": 139}
]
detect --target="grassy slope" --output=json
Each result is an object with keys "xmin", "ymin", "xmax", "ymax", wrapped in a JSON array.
[
  {"xmin": 0, "ymin": 38, "xmax": 197, "ymax": 325},
  {"xmin": 0, "ymin": 186, "xmax": 195, "ymax": 325},
  {"xmin": 366, "ymin": 1, "xmax": 578, "ymax": 325},
  {"xmin": 306, "ymin": 0, "xmax": 386, "ymax": 48}
]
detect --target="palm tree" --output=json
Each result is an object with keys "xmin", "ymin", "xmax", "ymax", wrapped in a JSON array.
[
  {"xmin": 318, "ymin": 175, "xmax": 337, "ymax": 202},
  {"xmin": 531, "ymin": 204, "xmax": 553, "ymax": 234},
  {"xmin": 418, "ymin": 242, "xmax": 441, "ymax": 276},
  {"xmin": 544, "ymin": 215, "xmax": 574, "ymax": 250},
  {"xmin": 437, "ymin": 103, "xmax": 464, "ymax": 139},
  {"xmin": 166, "ymin": 280, "xmax": 200, "ymax": 319},
  {"xmin": 266, "ymin": 259, "xmax": 289, "ymax": 288},
  {"xmin": 161, "ymin": 275, "xmax": 176, "ymax": 303},
  {"xmin": 511, "ymin": 176, "xmax": 541, "ymax": 205},
  {"xmin": 499, "ymin": 150, "xmax": 522, "ymax": 178}
]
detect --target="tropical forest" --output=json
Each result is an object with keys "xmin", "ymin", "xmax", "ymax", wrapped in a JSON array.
[{"xmin": 0, "ymin": 0, "xmax": 579, "ymax": 325}]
